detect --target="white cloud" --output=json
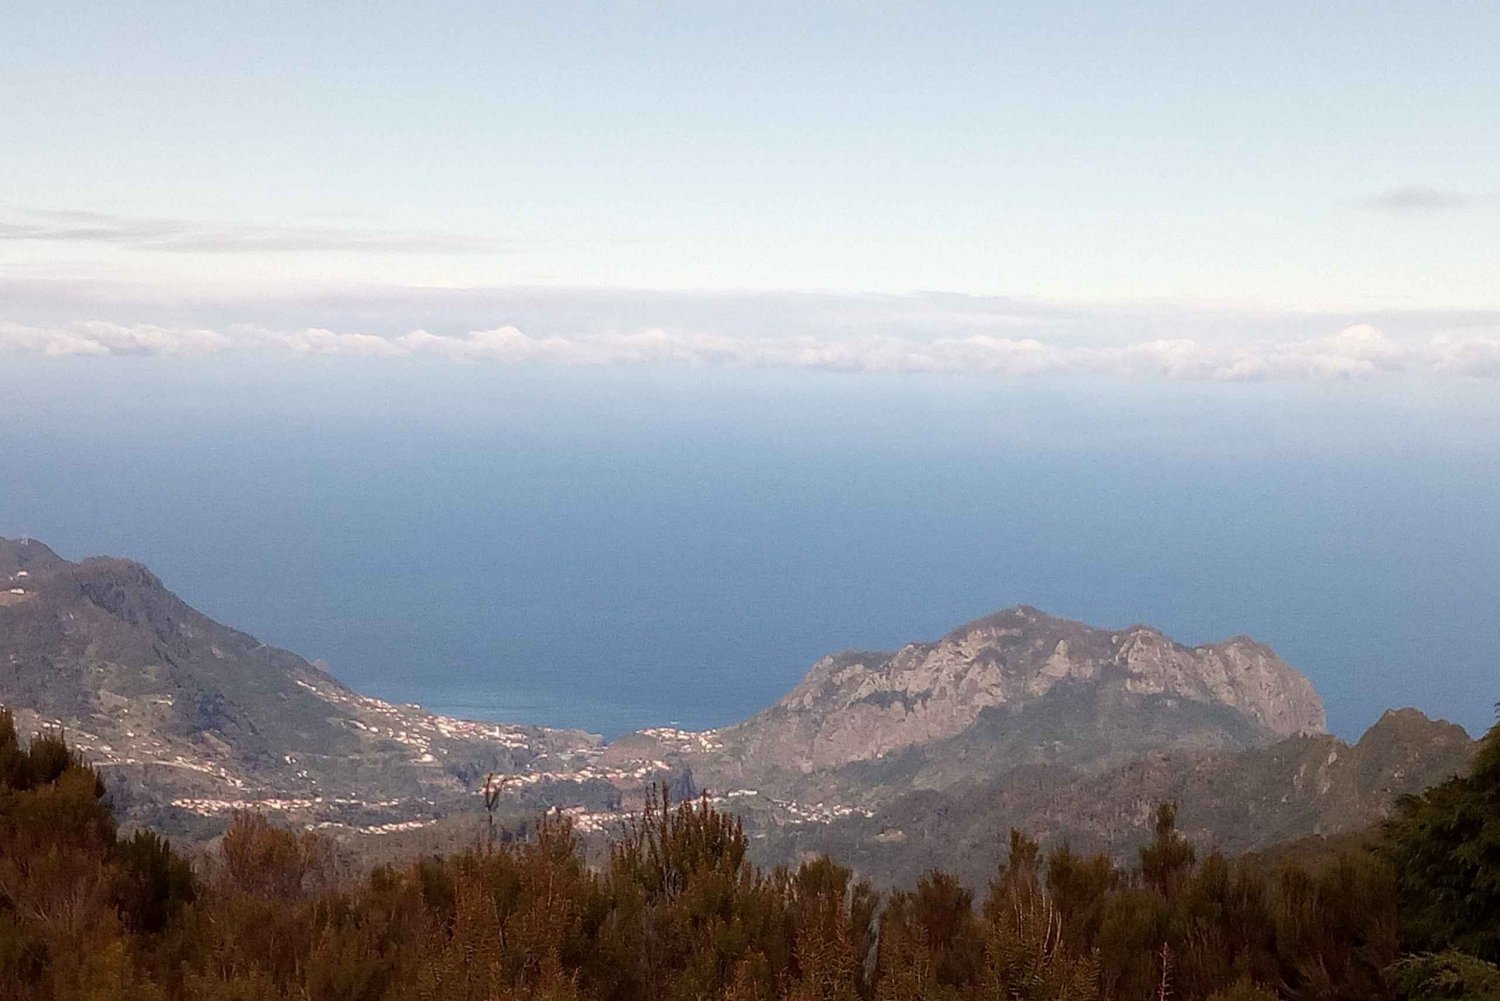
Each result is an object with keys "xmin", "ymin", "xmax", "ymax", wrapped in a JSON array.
[
  {"xmin": 1200, "ymin": 324, "xmax": 1410, "ymax": 381},
  {"xmin": 273, "ymin": 328, "xmax": 410, "ymax": 358},
  {"xmin": 0, "ymin": 208, "xmax": 505, "ymax": 254},
  {"xmin": 3, "ymin": 319, "xmax": 1499, "ymax": 381},
  {"xmin": 1430, "ymin": 335, "xmax": 1500, "ymax": 379},
  {"xmin": 0, "ymin": 320, "xmax": 230, "ymax": 357}
]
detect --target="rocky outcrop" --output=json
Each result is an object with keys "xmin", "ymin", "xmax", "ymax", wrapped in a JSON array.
[{"xmin": 717, "ymin": 606, "xmax": 1325, "ymax": 774}]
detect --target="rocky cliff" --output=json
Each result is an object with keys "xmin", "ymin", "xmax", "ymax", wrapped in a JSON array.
[{"xmin": 708, "ymin": 606, "xmax": 1324, "ymax": 777}]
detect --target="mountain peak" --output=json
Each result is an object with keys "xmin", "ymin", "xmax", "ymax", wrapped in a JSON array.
[
  {"xmin": 944, "ymin": 604, "xmax": 1082, "ymax": 637},
  {"xmin": 0, "ymin": 536, "xmax": 67, "ymax": 577},
  {"xmin": 1359, "ymin": 707, "xmax": 1473, "ymax": 748},
  {"xmin": 723, "ymin": 606, "xmax": 1326, "ymax": 775}
]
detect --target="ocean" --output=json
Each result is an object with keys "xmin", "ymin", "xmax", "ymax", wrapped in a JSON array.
[{"xmin": 3, "ymin": 357, "xmax": 1497, "ymax": 739}]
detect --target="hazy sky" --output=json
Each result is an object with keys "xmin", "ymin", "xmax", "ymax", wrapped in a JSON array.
[
  {"xmin": 3, "ymin": 7, "xmax": 1499, "ymax": 735},
  {"xmin": 3, "ymin": 1, "xmax": 1497, "ymax": 329}
]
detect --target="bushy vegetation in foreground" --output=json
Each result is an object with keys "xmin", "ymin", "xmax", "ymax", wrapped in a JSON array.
[{"xmin": 2, "ymin": 706, "xmax": 1497, "ymax": 1001}]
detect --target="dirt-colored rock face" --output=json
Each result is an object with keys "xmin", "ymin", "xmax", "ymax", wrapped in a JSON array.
[{"xmin": 725, "ymin": 606, "xmax": 1326, "ymax": 773}]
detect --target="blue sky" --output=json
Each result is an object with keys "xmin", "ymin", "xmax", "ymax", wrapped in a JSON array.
[{"xmin": 3, "ymin": 1, "xmax": 1497, "ymax": 317}]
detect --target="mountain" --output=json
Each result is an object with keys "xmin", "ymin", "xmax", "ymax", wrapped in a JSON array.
[
  {"xmin": 734, "ymin": 606, "xmax": 1324, "ymax": 770},
  {"xmin": 607, "ymin": 606, "xmax": 1326, "ymax": 810},
  {"xmin": 0, "ymin": 537, "xmax": 1472, "ymax": 882},
  {"xmin": 759, "ymin": 707, "xmax": 1476, "ymax": 888},
  {"xmin": 0, "ymin": 539, "xmax": 636, "ymax": 838}
]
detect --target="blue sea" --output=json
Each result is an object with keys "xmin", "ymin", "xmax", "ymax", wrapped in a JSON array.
[{"xmin": 3, "ymin": 357, "xmax": 1497, "ymax": 739}]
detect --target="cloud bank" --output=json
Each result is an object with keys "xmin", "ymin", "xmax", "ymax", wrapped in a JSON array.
[
  {"xmin": 3, "ymin": 319, "xmax": 1499, "ymax": 381},
  {"xmin": 0, "ymin": 209, "xmax": 504, "ymax": 254}
]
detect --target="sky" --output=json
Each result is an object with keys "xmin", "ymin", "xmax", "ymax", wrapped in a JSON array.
[
  {"xmin": 2, "ymin": 4, "xmax": 1499, "ymax": 737},
  {"xmin": 3, "ymin": 2, "xmax": 1498, "ymax": 324}
]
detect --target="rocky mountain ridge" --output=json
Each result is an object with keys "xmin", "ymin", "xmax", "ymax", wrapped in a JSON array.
[
  {"xmin": 607, "ymin": 605, "xmax": 1326, "ymax": 807},
  {"xmin": 0, "ymin": 538, "xmax": 1471, "ymax": 881},
  {"xmin": 742, "ymin": 606, "xmax": 1323, "ymax": 768}
]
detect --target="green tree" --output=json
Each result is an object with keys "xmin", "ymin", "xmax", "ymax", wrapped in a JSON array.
[
  {"xmin": 1382, "ymin": 706, "xmax": 1500, "ymax": 962},
  {"xmin": 1384, "ymin": 950, "xmax": 1500, "ymax": 1001}
]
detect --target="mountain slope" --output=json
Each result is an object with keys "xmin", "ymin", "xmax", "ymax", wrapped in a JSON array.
[
  {"xmin": 761, "ymin": 707, "xmax": 1475, "ymax": 888},
  {"xmin": 0, "ymin": 539, "xmax": 612, "ymax": 836}
]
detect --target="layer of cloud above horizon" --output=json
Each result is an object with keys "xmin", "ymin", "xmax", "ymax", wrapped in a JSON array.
[
  {"xmin": 4, "ymin": 319, "xmax": 1499, "ymax": 382},
  {"xmin": 0, "ymin": 209, "xmax": 504, "ymax": 255}
]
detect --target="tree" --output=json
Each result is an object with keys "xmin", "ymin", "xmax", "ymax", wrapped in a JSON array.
[
  {"xmin": 1384, "ymin": 950, "xmax": 1500, "ymax": 1001},
  {"xmin": 1141, "ymin": 802, "xmax": 1196, "ymax": 900},
  {"xmin": 1383, "ymin": 705, "xmax": 1500, "ymax": 962},
  {"xmin": 977, "ymin": 835, "xmax": 1097, "ymax": 1001}
]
